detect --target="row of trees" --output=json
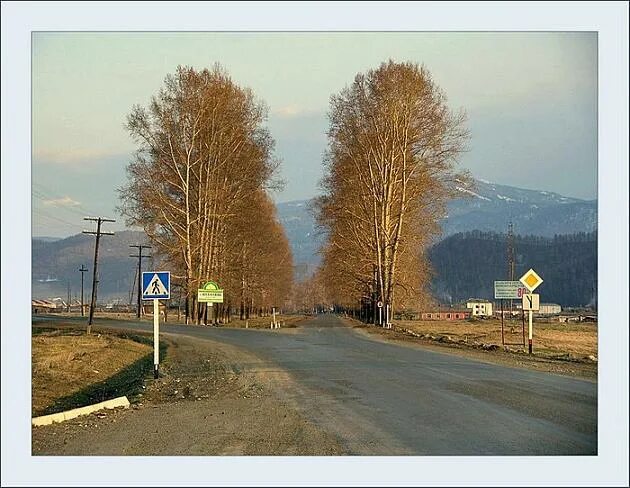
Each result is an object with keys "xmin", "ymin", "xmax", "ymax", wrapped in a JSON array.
[
  {"xmin": 314, "ymin": 61, "xmax": 469, "ymax": 316},
  {"xmin": 119, "ymin": 65, "xmax": 293, "ymax": 323}
]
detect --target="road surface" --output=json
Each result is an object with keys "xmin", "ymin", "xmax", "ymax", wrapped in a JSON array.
[{"xmin": 34, "ymin": 314, "xmax": 597, "ymax": 455}]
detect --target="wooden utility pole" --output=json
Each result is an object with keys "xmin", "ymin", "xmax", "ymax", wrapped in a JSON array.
[
  {"xmin": 507, "ymin": 221, "xmax": 515, "ymax": 316},
  {"xmin": 79, "ymin": 265, "xmax": 88, "ymax": 317},
  {"xmin": 83, "ymin": 217, "xmax": 115, "ymax": 333},
  {"xmin": 130, "ymin": 244, "xmax": 152, "ymax": 319}
]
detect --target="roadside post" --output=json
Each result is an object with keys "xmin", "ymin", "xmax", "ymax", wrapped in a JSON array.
[
  {"xmin": 494, "ymin": 280, "xmax": 528, "ymax": 348},
  {"xmin": 377, "ymin": 300, "xmax": 383, "ymax": 327},
  {"xmin": 500, "ymin": 299, "xmax": 504, "ymax": 346},
  {"xmin": 142, "ymin": 271, "xmax": 170, "ymax": 378},
  {"xmin": 519, "ymin": 269, "xmax": 543, "ymax": 354},
  {"xmin": 197, "ymin": 281, "xmax": 224, "ymax": 326}
]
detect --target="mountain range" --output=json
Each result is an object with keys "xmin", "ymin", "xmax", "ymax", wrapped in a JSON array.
[
  {"xmin": 276, "ymin": 178, "xmax": 597, "ymax": 270},
  {"xmin": 33, "ymin": 179, "xmax": 597, "ymax": 303}
]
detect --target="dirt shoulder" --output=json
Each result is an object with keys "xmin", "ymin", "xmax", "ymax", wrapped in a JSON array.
[
  {"xmin": 32, "ymin": 325, "xmax": 344, "ymax": 455},
  {"xmin": 343, "ymin": 318, "xmax": 597, "ymax": 380}
]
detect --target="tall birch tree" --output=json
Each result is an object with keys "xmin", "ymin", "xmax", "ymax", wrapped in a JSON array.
[
  {"xmin": 119, "ymin": 65, "xmax": 291, "ymax": 323},
  {"xmin": 316, "ymin": 61, "xmax": 469, "ymax": 314}
]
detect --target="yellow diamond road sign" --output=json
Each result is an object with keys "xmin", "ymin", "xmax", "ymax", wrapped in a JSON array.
[{"xmin": 519, "ymin": 268, "xmax": 543, "ymax": 292}]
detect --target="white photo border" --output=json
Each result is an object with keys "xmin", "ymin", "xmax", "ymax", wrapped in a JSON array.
[{"xmin": 1, "ymin": 2, "xmax": 628, "ymax": 486}]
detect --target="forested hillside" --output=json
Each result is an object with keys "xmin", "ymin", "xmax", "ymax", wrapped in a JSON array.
[{"xmin": 428, "ymin": 231, "xmax": 597, "ymax": 307}]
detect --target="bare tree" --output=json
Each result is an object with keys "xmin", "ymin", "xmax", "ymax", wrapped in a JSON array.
[
  {"xmin": 315, "ymin": 61, "xmax": 470, "ymax": 315},
  {"xmin": 119, "ymin": 65, "xmax": 290, "ymax": 323}
]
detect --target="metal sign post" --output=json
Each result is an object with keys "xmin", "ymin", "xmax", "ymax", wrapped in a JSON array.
[
  {"xmin": 519, "ymin": 269, "xmax": 543, "ymax": 355},
  {"xmin": 495, "ymin": 280, "xmax": 528, "ymax": 348},
  {"xmin": 528, "ymin": 308, "xmax": 533, "ymax": 354},
  {"xmin": 522, "ymin": 293, "xmax": 540, "ymax": 354},
  {"xmin": 142, "ymin": 271, "xmax": 170, "ymax": 378},
  {"xmin": 153, "ymin": 299, "xmax": 160, "ymax": 378},
  {"xmin": 500, "ymin": 299, "xmax": 505, "ymax": 346}
]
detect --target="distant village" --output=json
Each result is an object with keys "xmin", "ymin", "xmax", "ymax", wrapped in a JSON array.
[{"xmin": 32, "ymin": 296, "xmax": 597, "ymax": 323}]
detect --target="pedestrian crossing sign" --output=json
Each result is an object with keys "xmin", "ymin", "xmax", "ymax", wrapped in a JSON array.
[{"xmin": 142, "ymin": 271, "xmax": 170, "ymax": 300}]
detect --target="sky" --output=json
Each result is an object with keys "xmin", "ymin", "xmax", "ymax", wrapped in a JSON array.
[{"xmin": 31, "ymin": 32, "xmax": 597, "ymax": 238}]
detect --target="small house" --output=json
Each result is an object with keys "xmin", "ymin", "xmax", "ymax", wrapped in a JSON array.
[
  {"xmin": 538, "ymin": 303, "xmax": 562, "ymax": 315},
  {"xmin": 466, "ymin": 299, "xmax": 493, "ymax": 317}
]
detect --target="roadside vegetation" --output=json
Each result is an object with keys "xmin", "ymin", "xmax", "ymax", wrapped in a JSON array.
[
  {"xmin": 346, "ymin": 316, "xmax": 597, "ymax": 379},
  {"xmin": 119, "ymin": 64, "xmax": 293, "ymax": 326},
  {"xmin": 393, "ymin": 317, "xmax": 597, "ymax": 358},
  {"xmin": 32, "ymin": 329, "xmax": 153, "ymax": 416},
  {"xmin": 225, "ymin": 314, "xmax": 309, "ymax": 329},
  {"xmin": 314, "ymin": 60, "xmax": 469, "ymax": 314}
]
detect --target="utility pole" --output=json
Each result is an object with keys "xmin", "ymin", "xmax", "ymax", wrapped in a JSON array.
[
  {"xmin": 79, "ymin": 265, "xmax": 88, "ymax": 317},
  {"xmin": 83, "ymin": 217, "xmax": 115, "ymax": 333},
  {"xmin": 130, "ymin": 244, "xmax": 152, "ymax": 319},
  {"xmin": 507, "ymin": 220, "xmax": 515, "ymax": 316},
  {"xmin": 66, "ymin": 280, "xmax": 71, "ymax": 313},
  {"xmin": 372, "ymin": 264, "xmax": 378, "ymax": 326}
]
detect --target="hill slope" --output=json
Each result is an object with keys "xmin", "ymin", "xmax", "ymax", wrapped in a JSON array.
[
  {"xmin": 32, "ymin": 180, "xmax": 598, "ymax": 304},
  {"xmin": 275, "ymin": 179, "xmax": 597, "ymax": 270},
  {"xmin": 428, "ymin": 231, "xmax": 597, "ymax": 307}
]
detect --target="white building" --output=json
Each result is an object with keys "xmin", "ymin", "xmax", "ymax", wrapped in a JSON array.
[
  {"xmin": 538, "ymin": 303, "xmax": 562, "ymax": 315},
  {"xmin": 466, "ymin": 299, "xmax": 493, "ymax": 317}
]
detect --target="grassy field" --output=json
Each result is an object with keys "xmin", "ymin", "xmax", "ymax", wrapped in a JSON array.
[
  {"xmin": 393, "ymin": 317, "xmax": 597, "ymax": 359},
  {"xmin": 32, "ymin": 330, "xmax": 152, "ymax": 416}
]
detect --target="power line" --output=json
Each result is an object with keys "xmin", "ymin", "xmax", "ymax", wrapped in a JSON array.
[
  {"xmin": 32, "ymin": 183, "xmax": 102, "ymax": 218},
  {"xmin": 32, "ymin": 210, "xmax": 84, "ymax": 230},
  {"xmin": 83, "ymin": 217, "xmax": 115, "ymax": 332}
]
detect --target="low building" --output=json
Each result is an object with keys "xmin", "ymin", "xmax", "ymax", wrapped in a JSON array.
[
  {"xmin": 420, "ymin": 310, "xmax": 471, "ymax": 321},
  {"xmin": 538, "ymin": 303, "xmax": 562, "ymax": 315},
  {"xmin": 466, "ymin": 299, "xmax": 493, "ymax": 317},
  {"xmin": 31, "ymin": 299, "xmax": 63, "ymax": 313}
]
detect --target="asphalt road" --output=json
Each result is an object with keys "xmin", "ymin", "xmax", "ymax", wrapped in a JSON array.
[{"xmin": 35, "ymin": 314, "xmax": 597, "ymax": 455}]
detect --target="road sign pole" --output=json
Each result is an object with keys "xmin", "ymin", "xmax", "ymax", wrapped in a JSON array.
[
  {"xmin": 153, "ymin": 299, "xmax": 160, "ymax": 378},
  {"xmin": 528, "ymin": 308, "xmax": 533, "ymax": 354},
  {"xmin": 379, "ymin": 306, "xmax": 382, "ymax": 327},
  {"xmin": 501, "ymin": 298, "xmax": 505, "ymax": 347}
]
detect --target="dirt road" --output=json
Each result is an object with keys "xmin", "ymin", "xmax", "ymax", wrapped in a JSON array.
[
  {"xmin": 32, "ymin": 332, "xmax": 343, "ymax": 455},
  {"xmin": 33, "ymin": 314, "xmax": 597, "ymax": 455}
]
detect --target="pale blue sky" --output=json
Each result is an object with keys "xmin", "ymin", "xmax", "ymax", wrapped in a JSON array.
[{"xmin": 32, "ymin": 32, "xmax": 597, "ymax": 237}]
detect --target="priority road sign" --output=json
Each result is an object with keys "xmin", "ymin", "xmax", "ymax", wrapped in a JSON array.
[
  {"xmin": 519, "ymin": 268, "xmax": 543, "ymax": 293},
  {"xmin": 142, "ymin": 272, "xmax": 170, "ymax": 300}
]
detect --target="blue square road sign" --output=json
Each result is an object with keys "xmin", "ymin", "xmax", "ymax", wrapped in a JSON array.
[{"xmin": 142, "ymin": 271, "xmax": 170, "ymax": 300}]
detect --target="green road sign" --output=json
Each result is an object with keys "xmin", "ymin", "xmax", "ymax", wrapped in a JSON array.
[
  {"xmin": 494, "ymin": 280, "xmax": 528, "ymax": 299},
  {"xmin": 197, "ymin": 281, "xmax": 224, "ymax": 303}
]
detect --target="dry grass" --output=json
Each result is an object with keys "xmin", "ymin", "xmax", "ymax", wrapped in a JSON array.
[
  {"xmin": 224, "ymin": 314, "xmax": 308, "ymax": 329},
  {"xmin": 32, "ymin": 331, "xmax": 151, "ymax": 416},
  {"xmin": 394, "ymin": 317, "xmax": 597, "ymax": 358}
]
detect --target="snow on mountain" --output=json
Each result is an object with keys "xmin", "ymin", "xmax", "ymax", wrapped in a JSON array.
[
  {"xmin": 275, "ymin": 179, "xmax": 597, "ymax": 273},
  {"xmin": 455, "ymin": 186, "xmax": 492, "ymax": 201}
]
